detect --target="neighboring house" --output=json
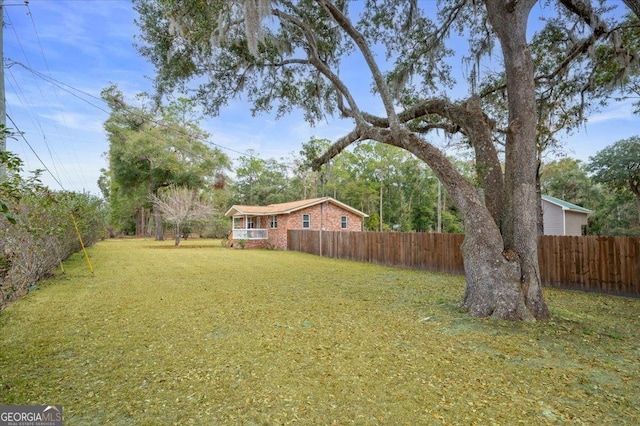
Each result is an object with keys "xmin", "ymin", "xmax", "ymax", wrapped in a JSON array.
[
  {"xmin": 225, "ymin": 197, "xmax": 369, "ymax": 249},
  {"xmin": 542, "ymin": 195, "xmax": 592, "ymax": 236}
]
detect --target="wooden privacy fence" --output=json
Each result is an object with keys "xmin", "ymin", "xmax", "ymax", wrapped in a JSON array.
[
  {"xmin": 287, "ymin": 230, "xmax": 640, "ymax": 298},
  {"xmin": 537, "ymin": 235, "xmax": 639, "ymax": 297},
  {"xmin": 288, "ymin": 230, "xmax": 465, "ymax": 274}
]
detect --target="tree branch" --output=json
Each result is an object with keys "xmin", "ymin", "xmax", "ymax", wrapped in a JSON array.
[
  {"xmin": 481, "ymin": 32, "xmax": 608, "ymax": 99},
  {"xmin": 316, "ymin": 0, "xmax": 400, "ymax": 129},
  {"xmin": 273, "ymin": 8, "xmax": 366, "ymax": 126},
  {"xmin": 559, "ymin": 0, "xmax": 602, "ymax": 29},
  {"xmin": 412, "ymin": 122, "xmax": 464, "ymax": 135},
  {"xmin": 261, "ymin": 58, "xmax": 312, "ymax": 67},
  {"xmin": 360, "ymin": 97, "xmax": 484, "ymax": 132},
  {"xmin": 313, "ymin": 128, "xmax": 363, "ymax": 169},
  {"xmin": 622, "ymin": 0, "xmax": 640, "ymax": 20},
  {"xmin": 480, "ymin": 0, "xmax": 613, "ymax": 99}
]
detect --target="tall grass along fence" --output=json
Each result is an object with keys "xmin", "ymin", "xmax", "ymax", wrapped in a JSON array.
[{"xmin": 287, "ymin": 230, "xmax": 640, "ymax": 298}]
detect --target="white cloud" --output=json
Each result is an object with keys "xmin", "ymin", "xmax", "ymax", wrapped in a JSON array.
[{"xmin": 586, "ymin": 101, "xmax": 636, "ymax": 124}]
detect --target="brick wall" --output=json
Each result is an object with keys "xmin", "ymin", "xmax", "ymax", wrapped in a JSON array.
[
  {"xmin": 266, "ymin": 201, "xmax": 363, "ymax": 249},
  {"xmin": 267, "ymin": 214, "xmax": 290, "ymax": 250},
  {"xmin": 320, "ymin": 202, "xmax": 362, "ymax": 232},
  {"xmin": 289, "ymin": 203, "xmax": 362, "ymax": 232}
]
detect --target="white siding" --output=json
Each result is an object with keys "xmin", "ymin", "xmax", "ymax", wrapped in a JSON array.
[
  {"xmin": 565, "ymin": 211, "xmax": 588, "ymax": 236},
  {"xmin": 542, "ymin": 200, "xmax": 565, "ymax": 235}
]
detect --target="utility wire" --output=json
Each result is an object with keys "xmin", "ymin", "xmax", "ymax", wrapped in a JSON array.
[
  {"xmin": 8, "ymin": 60, "xmax": 302, "ymax": 173},
  {"xmin": 6, "ymin": 66, "xmax": 66, "ymax": 185},
  {"xmin": 25, "ymin": 1, "xmax": 88, "ymax": 189},
  {"xmin": 6, "ymin": 113, "xmax": 66, "ymax": 191},
  {"xmin": 8, "ymin": 60, "xmax": 261, "ymax": 159},
  {"xmin": 6, "ymin": 61, "xmax": 234, "ymax": 178},
  {"xmin": 4, "ymin": 9, "xmax": 70, "ymax": 187}
]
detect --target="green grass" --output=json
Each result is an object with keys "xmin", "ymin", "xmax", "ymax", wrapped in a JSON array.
[{"xmin": 1, "ymin": 238, "xmax": 638, "ymax": 425}]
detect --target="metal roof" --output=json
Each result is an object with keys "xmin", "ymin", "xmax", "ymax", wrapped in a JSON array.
[{"xmin": 541, "ymin": 195, "xmax": 592, "ymax": 214}]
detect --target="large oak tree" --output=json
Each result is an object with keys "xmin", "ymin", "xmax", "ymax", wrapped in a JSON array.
[{"xmin": 134, "ymin": 0, "xmax": 639, "ymax": 320}]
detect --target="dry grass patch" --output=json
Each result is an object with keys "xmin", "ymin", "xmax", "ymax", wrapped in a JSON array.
[{"xmin": 0, "ymin": 238, "xmax": 638, "ymax": 425}]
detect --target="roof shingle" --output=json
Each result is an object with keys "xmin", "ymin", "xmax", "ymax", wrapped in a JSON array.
[{"xmin": 225, "ymin": 197, "xmax": 368, "ymax": 217}]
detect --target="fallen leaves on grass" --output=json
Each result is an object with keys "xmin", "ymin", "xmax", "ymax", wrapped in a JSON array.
[{"xmin": 0, "ymin": 238, "xmax": 638, "ymax": 425}]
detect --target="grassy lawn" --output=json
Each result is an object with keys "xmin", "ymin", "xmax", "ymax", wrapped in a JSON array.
[{"xmin": 0, "ymin": 238, "xmax": 638, "ymax": 425}]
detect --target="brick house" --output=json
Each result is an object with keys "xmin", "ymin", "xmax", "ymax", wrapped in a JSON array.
[{"xmin": 224, "ymin": 197, "xmax": 368, "ymax": 249}]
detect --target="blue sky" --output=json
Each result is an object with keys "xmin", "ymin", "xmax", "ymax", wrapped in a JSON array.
[{"xmin": 4, "ymin": 0, "xmax": 639, "ymax": 196}]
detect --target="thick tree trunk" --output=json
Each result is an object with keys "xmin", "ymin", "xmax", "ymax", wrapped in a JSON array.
[
  {"xmin": 536, "ymin": 160, "xmax": 544, "ymax": 235},
  {"xmin": 486, "ymin": 0, "xmax": 550, "ymax": 320},
  {"xmin": 369, "ymin": 129, "xmax": 547, "ymax": 320},
  {"xmin": 154, "ymin": 204, "xmax": 164, "ymax": 241},
  {"xmin": 461, "ymin": 224, "xmax": 531, "ymax": 320},
  {"xmin": 461, "ymin": 95, "xmax": 504, "ymax": 228}
]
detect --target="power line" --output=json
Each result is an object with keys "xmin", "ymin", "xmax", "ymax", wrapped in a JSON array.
[
  {"xmin": 6, "ymin": 64, "xmax": 227, "ymax": 181},
  {"xmin": 2, "ymin": 1, "xmax": 35, "ymax": 180},
  {"xmin": 5, "ymin": 65, "xmax": 67, "ymax": 184},
  {"xmin": 6, "ymin": 61, "xmax": 233, "ymax": 181},
  {"xmin": 7, "ymin": 113, "xmax": 66, "ymax": 191},
  {"xmin": 7, "ymin": 60, "xmax": 261, "ymax": 158},
  {"xmin": 1, "ymin": 2, "xmax": 30, "ymax": 7},
  {"xmin": 7, "ymin": 60, "xmax": 301, "ymax": 172},
  {"xmin": 4, "ymin": 6, "xmax": 80, "ymax": 186},
  {"xmin": 25, "ymin": 0, "xmax": 89, "ymax": 189}
]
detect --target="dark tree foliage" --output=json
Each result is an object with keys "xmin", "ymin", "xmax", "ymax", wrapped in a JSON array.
[{"xmin": 588, "ymin": 136, "xmax": 640, "ymax": 230}]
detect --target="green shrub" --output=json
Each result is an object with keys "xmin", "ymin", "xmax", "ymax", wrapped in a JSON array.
[{"xmin": 0, "ymin": 150, "xmax": 107, "ymax": 309}]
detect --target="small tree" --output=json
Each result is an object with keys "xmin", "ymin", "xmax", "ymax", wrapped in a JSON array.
[{"xmin": 150, "ymin": 186, "xmax": 213, "ymax": 246}]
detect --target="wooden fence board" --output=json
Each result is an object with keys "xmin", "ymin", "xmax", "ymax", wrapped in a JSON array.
[{"xmin": 288, "ymin": 230, "xmax": 639, "ymax": 297}]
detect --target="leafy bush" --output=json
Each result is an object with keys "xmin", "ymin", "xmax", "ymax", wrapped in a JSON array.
[
  {"xmin": 198, "ymin": 214, "xmax": 231, "ymax": 238},
  {"xmin": 0, "ymin": 151, "xmax": 107, "ymax": 309}
]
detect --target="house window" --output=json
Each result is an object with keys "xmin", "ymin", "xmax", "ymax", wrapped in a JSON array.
[
  {"xmin": 302, "ymin": 214, "xmax": 310, "ymax": 229},
  {"xmin": 247, "ymin": 217, "xmax": 255, "ymax": 229},
  {"xmin": 341, "ymin": 216, "xmax": 348, "ymax": 229},
  {"xmin": 270, "ymin": 215, "xmax": 278, "ymax": 229}
]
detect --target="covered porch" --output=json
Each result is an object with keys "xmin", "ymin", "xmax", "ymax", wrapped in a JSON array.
[{"xmin": 230, "ymin": 215, "xmax": 269, "ymax": 240}]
